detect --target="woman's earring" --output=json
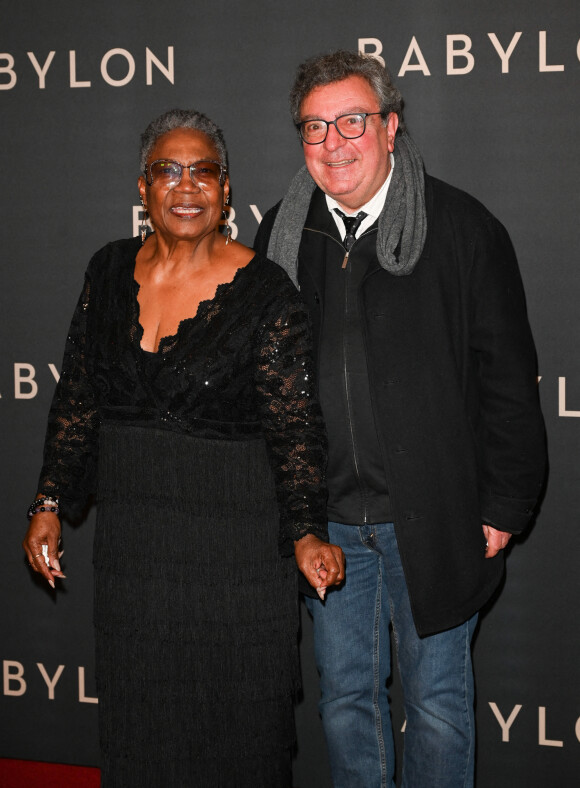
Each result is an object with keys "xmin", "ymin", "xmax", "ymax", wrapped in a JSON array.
[
  {"xmin": 223, "ymin": 201, "xmax": 232, "ymax": 245},
  {"xmin": 140, "ymin": 197, "xmax": 149, "ymax": 244},
  {"xmin": 223, "ymin": 208, "xmax": 232, "ymax": 245}
]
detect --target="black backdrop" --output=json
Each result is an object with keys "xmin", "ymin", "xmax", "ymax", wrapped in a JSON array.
[{"xmin": 2, "ymin": 2, "xmax": 579, "ymax": 785}]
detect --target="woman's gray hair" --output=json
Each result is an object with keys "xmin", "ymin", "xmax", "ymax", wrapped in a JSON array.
[
  {"xmin": 289, "ymin": 50, "xmax": 405, "ymax": 134},
  {"xmin": 139, "ymin": 109, "xmax": 228, "ymax": 172}
]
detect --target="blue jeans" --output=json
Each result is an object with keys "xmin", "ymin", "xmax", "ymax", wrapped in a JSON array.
[{"xmin": 305, "ymin": 522, "xmax": 477, "ymax": 788}]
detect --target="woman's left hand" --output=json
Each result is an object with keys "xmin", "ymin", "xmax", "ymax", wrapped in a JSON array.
[{"xmin": 294, "ymin": 534, "xmax": 345, "ymax": 600}]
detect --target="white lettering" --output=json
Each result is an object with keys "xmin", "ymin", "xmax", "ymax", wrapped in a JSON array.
[
  {"xmin": 539, "ymin": 31, "xmax": 564, "ymax": 72},
  {"xmin": 48, "ymin": 363, "xmax": 60, "ymax": 383},
  {"xmin": 78, "ymin": 666, "xmax": 98, "ymax": 704},
  {"xmin": 249, "ymin": 204, "xmax": 263, "ymax": 225},
  {"xmin": 146, "ymin": 46, "xmax": 174, "ymax": 85},
  {"xmin": 0, "ymin": 53, "xmax": 17, "ymax": 89},
  {"xmin": 538, "ymin": 706, "xmax": 564, "ymax": 747},
  {"xmin": 558, "ymin": 377, "xmax": 580, "ymax": 417},
  {"xmin": 358, "ymin": 38, "xmax": 385, "ymax": 67},
  {"xmin": 447, "ymin": 35, "xmax": 475, "ymax": 75},
  {"xmin": 27, "ymin": 51, "xmax": 56, "ymax": 89},
  {"xmin": 3, "ymin": 661, "xmax": 27, "ymax": 696},
  {"xmin": 489, "ymin": 702, "xmax": 522, "ymax": 742},
  {"xmin": 37, "ymin": 663, "xmax": 65, "ymax": 700},
  {"xmin": 69, "ymin": 50, "xmax": 91, "ymax": 88},
  {"xmin": 101, "ymin": 48, "xmax": 135, "ymax": 87},
  {"xmin": 488, "ymin": 32, "xmax": 522, "ymax": 73},
  {"xmin": 577, "ymin": 37, "xmax": 580, "ymax": 63},
  {"xmin": 14, "ymin": 363, "xmax": 38, "ymax": 399},
  {"xmin": 575, "ymin": 715, "xmax": 580, "ymax": 743},
  {"xmin": 398, "ymin": 36, "xmax": 431, "ymax": 76}
]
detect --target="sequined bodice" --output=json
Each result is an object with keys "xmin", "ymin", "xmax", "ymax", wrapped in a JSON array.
[{"xmin": 38, "ymin": 237, "xmax": 328, "ymax": 547}]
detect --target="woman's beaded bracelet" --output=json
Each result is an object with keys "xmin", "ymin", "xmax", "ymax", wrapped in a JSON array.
[{"xmin": 27, "ymin": 496, "xmax": 60, "ymax": 519}]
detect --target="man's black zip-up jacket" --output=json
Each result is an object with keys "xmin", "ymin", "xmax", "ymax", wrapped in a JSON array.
[{"xmin": 255, "ymin": 173, "xmax": 547, "ymax": 637}]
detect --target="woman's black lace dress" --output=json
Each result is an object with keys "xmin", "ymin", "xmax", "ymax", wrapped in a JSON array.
[{"xmin": 38, "ymin": 237, "xmax": 328, "ymax": 787}]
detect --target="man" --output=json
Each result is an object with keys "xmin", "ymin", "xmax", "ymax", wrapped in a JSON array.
[{"xmin": 254, "ymin": 50, "xmax": 547, "ymax": 788}]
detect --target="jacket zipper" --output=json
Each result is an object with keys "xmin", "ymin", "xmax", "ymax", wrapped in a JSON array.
[
  {"xmin": 305, "ymin": 225, "xmax": 376, "ymax": 525},
  {"xmin": 343, "ymin": 234, "xmax": 371, "ymax": 525}
]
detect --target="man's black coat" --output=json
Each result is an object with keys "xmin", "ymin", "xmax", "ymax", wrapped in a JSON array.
[{"xmin": 255, "ymin": 173, "xmax": 547, "ymax": 636}]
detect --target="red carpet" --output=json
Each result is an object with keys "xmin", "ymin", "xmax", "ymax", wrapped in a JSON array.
[{"xmin": 0, "ymin": 759, "xmax": 100, "ymax": 787}]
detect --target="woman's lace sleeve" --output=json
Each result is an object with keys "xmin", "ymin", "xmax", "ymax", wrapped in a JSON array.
[
  {"xmin": 37, "ymin": 273, "xmax": 100, "ymax": 520},
  {"xmin": 254, "ymin": 293, "xmax": 328, "ymax": 555}
]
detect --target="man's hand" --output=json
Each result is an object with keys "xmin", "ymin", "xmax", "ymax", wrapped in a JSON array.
[{"xmin": 482, "ymin": 524, "xmax": 512, "ymax": 558}]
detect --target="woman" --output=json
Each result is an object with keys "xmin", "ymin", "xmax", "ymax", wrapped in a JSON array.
[{"xmin": 23, "ymin": 109, "xmax": 344, "ymax": 787}]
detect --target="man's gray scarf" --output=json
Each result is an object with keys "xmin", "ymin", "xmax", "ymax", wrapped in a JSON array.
[{"xmin": 267, "ymin": 131, "xmax": 427, "ymax": 287}]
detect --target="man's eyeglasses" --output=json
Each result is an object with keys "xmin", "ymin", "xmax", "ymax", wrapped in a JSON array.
[
  {"xmin": 145, "ymin": 159, "xmax": 227, "ymax": 189},
  {"xmin": 296, "ymin": 112, "xmax": 385, "ymax": 145}
]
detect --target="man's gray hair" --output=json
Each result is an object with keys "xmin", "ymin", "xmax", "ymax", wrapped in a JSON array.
[
  {"xmin": 139, "ymin": 109, "xmax": 228, "ymax": 172},
  {"xmin": 289, "ymin": 50, "xmax": 405, "ymax": 133}
]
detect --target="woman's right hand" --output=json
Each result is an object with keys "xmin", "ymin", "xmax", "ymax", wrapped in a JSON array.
[{"xmin": 23, "ymin": 512, "xmax": 65, "ymax": 589}]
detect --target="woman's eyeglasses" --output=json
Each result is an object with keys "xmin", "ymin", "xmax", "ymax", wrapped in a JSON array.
[{"xmin": 145, "ymin": 159, "xmax": 227, "ymax": 189}]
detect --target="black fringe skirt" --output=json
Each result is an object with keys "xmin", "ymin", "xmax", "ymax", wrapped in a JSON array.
[{"xmin": 93, "ymin": 423, "xmax": 299, "ymax": 787}]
